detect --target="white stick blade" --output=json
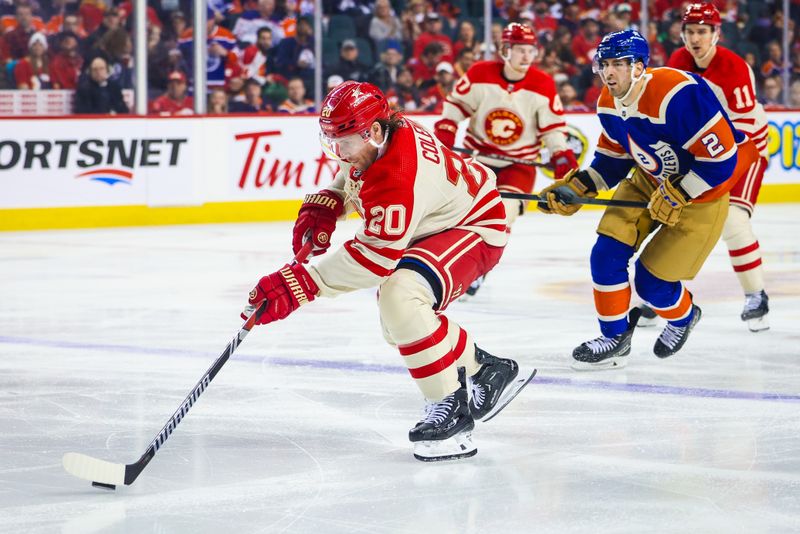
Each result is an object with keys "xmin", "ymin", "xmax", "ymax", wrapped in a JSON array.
[{"xmin": 62, "ymin": 452, "xmax": 126, "ymax": 486}]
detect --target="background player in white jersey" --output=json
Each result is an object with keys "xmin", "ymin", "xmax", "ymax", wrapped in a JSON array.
[
  {"xmin": 433, "ymin": 22, "xmax": 578, "ymax": 295},
  {"xmin": 538, "ymin": 30, "xmax": 758, "ymax": 370},
  {"xmin": 665, "ymin": 3, "xmax": 770, "ymax": 331},
  {"xmin": 243, "ymin": 82, "xmax": 533, "ymax": 461}
]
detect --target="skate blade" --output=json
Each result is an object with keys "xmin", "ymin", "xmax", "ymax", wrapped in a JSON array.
[
  {"xmin": 747, "ymin": 315, "xmax": 770, "ymax": 332},
  {"xmin": 571, "ymin": 356, "xmax": 628, "ymax": 371},
  {"xmin": 481, "ymin": 369, "xmax": 537, "ymax": 423},
  {"xmin": 413, "ymin": 431, "xmax": 477, "ymax": 462},
  {"xmin": 636, "ymin": 316, "xmax": 659, "ymax": 328}
]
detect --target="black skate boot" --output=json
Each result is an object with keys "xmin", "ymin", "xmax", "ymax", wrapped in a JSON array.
[
  {"xmin": 741, "ymin": 290, "xmax": 769, "ymax": 332},
  {"xmin": 653, "ymin": 305, "xmax": 702, "ymax": 358},
  {"xmin": 468, "ymin": 347, "xmax": 536, "ymax": 422},
  {"xmin": 637, "ymin": 304, "xmax": 659, "ymax": 328},
  {"xmin": 409, "ymin": 368, "xmax": 476, "ymax": 462},
  {"xmin": 464, "ymin": 275, "xmax": 485, "ymax": 298},
  {"xmin": 572, "ymin": 308, "xmax": 641, "ymax": 371}
]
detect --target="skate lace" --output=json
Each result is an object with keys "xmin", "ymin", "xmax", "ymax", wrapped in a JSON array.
[
  {"xmin": 744, "ymin": 292, "xmax": 762, "ymax": 312},
  {"xmin": 659, "ymin": 323, "xmax": 684, "ymax": 350},
  {"xmin": 469, "ymin": 380, "xmax": 486, "ymax": 409},
  {"xmin": 585, "ymin": 336, "xmax": 618, "ymax": 354},
  {"xmin": 420, "ymin": 397, "xmax": 455, "ymax": 425}
]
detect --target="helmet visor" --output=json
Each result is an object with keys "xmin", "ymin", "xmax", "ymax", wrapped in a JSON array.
[{"xmin": 319, "ymin": 131, "xmax": 368, "ymax": 161}]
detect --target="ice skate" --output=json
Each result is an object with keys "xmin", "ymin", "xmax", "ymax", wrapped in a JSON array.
[
  {"xmin": 461, "ymin": 275, "xmax": 485, "ymax": 300},
  {"xmin": 653, "ymin": 305, "xmax": 702, "ymax": 358},
  {"xmin": 409, "ymin": 368, "xmax": 476, "ymax": 462},
  {"xmin": 572, "ymin": 308, "xmax": 641, "ymax": 371},
  {"xmin": 741, "ymin": 290, "xmax": 769, "ymax": 332},
  {"xmin": 637, "ymin": 304, "xmax": 659, "ymax": 328},
  {"xmin": 468, "ymin": 347, "xmax": 536, "ymax": 422}
]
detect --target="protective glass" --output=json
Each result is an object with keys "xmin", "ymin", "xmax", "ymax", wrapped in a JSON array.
[{"xmin": 319, "ymin": 131, "xmax": 369, "ymax": 161}]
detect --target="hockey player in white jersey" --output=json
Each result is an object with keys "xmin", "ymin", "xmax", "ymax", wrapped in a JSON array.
[
  {"xmin": 243, "ymin": 81, "xmax": 535, "ymax": 461},
  {"xmin": 433, "ymin": 22, "xmax": 578, "ymax": 295}
]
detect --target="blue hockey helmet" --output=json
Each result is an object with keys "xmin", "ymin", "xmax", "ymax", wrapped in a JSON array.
[{"xmin": 595, "ymin": 30, "xmax": 650, "ymax": 68}]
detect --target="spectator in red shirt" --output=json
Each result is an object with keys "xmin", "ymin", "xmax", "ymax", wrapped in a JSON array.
[
  {"xmin": 6, "ymin": 4, "xmax": 38, "ymax": 59},
  {"xmin": 50, "ymin": 33, "xmax": 82, "ymax": 89},
  {"xmin": 572, "ymin": 19, "xmax": 601, "ymax": 66},
  {"xmin": 407, "ymin": 41, "xmax": 445, "ymax": 90},
  {"xmin": 412, "ymin": 12, "xmax": 453, "ymax": 62},
  {"xmin": 149, "ymin": 70, "xmax": 194, "ymax": 115},
  {"xmin": 386, "ymin": 66, "xmax": 421, "ymax": 111},
  {"xmin": 452, "ymin": 20, "xmax": 479, "ymax": 59},
  {"xmin": 14, "ymin": 32, "xmax": 50, "ymax": 89},
  {"xmin": 421, "ymin": 61, "xmax": 454, "ymax": 113}
]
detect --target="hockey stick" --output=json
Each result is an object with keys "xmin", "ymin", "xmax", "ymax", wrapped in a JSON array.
[
  {"xmin": 500, "ymin": 191, "xmax": 649, "ymax": 209},
  {"xmin": 453, "ymin": 146, "xmax": 547, "ymax": 167},
  {"xmin": 62, "ymin": 241, "xmax": 314, "ymax": 490}
]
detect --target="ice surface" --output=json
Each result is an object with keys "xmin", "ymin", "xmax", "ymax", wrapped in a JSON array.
[{"xmin": 1, "ymin": 206, "xmax": 799, "ymax": 533}]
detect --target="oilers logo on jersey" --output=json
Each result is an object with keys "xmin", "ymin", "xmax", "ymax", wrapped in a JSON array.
[
  {"xmin": 628, "ymin": 138, "xmax": 679, "ymax": 181},
  {"xmin": 484, "ymin": 109, "xmax": 524, "ymax": 146}
]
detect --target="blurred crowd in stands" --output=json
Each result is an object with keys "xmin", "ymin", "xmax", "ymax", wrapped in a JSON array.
[{"xmin": 2, "ymin": 0, "xmax": 800, "ymax": 115}]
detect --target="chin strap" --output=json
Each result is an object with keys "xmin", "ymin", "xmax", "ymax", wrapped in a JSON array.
[{"xmin": 618, "ymin": 64, "xmax": 646, "ymax": 104}]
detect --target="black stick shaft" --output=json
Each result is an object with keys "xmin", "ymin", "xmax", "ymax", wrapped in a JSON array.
[
  {"xmin": 452, "ymin": 146, "xmax": 546, "ymax": 167},
  {"xmin": 500, "ymin": 191, "xmax": 649, "ymax": 209},
  {"xmin": 122, "ymin": 242, "xmax": 314, "ymax": 485}
]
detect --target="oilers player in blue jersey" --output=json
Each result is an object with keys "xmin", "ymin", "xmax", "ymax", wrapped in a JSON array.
[{"xmin": 537, "ymin": 30, "xmax": 758, "ymax": 370}]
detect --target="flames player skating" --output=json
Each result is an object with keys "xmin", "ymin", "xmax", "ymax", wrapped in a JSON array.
[
  {"xmin": 662, "ymin": 2, "xmax": 770, "ymax": 331},
  {"xmin": 538, "ymin": 30, "xmax": 758, "ymax": 369},
  {"xmin": 434, "ymin": 23, "xmax": 578, "ymax": 297},
  {"xmin": 243, "ymin": 81, "xmax": 535, "ymax": 461}
]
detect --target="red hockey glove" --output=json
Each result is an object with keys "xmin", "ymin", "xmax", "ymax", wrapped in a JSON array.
[
  {"xmin": 550, "ymin": 149, "xmax": 578, "ymax": 180},
  {"xmin": 242, "ymin": 263, "xmax": 319, "ymax": 325},
  {"xmin": 649, "ymin": 175, "xmax": 690, "ymax": 227},
  {"xmin": 292, "ymin": 190, "xmax": 343, "ymax": 259},
  {"xmin": 433, "ymin": 118, "xmax": 458, "ymax": 149}
]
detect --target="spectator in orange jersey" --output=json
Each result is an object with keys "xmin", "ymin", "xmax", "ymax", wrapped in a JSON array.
[
  {"xmin": 149, "ymin": 70, "xmax": 194, "ymax": 115},
  {"xmin": 277, "ymin": 77, "xmax": 315, "ymax": 113},
  {"xmin": 14, "ymin": 32, "xmax": 50, "ymax": 89},
  {"xmin": 50, "ymin": 33, "xmax": 83, "ymax": 89}
]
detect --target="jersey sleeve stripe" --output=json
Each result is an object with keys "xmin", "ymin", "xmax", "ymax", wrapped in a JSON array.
[
  {"xmin": 343, "ymin": 240, "xmax": 394, "ymax": 277},
  {"xmin": 444, "ymin": 98, "xmax": 472, "ymax": 118},
  {"xmin": 537, "ymin": 121, "xmax": 567, "ymax": 133},
  {"xmin": 352, "ymin": 236, "xmax": 405, "ymax": 261}
]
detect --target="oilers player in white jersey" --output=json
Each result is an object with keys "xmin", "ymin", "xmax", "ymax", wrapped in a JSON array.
[
  {"xmin": 242, "ymin": 81, "xmax": 534, "ymax": 461},
  {"xmin": 665, "ymin": 2, "xmax": 770, "ymax": 332},
  {"xmin": 433, "ymin": 22, "xmax": 578, "ymax": 296},
  {"xmin": 537, "ymin": 30, "xmax": 758, "ymax": 370}
]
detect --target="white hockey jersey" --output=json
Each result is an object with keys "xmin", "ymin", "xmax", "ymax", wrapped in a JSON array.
[
  {"xmin": 667, "ymin": 46, "xmax": 769, "ymax": 157},
  {"xmin": 439, "ymin": 60, "xmax": 569, "ymax": 168},
  {"xmin": 307, "ymin": 117, "xmax": 508, "ymax": 298}
]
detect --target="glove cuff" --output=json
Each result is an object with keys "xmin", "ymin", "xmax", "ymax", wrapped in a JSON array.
[
  {"xmin": 303, "ymin": 190, "xmax": 344, "ymax": 217},
  {"xmin": 570, "ymin": 170, "xmax": 598, "ymax": 195}
]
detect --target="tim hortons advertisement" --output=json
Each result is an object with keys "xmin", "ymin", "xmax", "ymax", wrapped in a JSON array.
[{"xmin": 0, "ymin": 119, "xmax": 196, "ymax": 209}]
